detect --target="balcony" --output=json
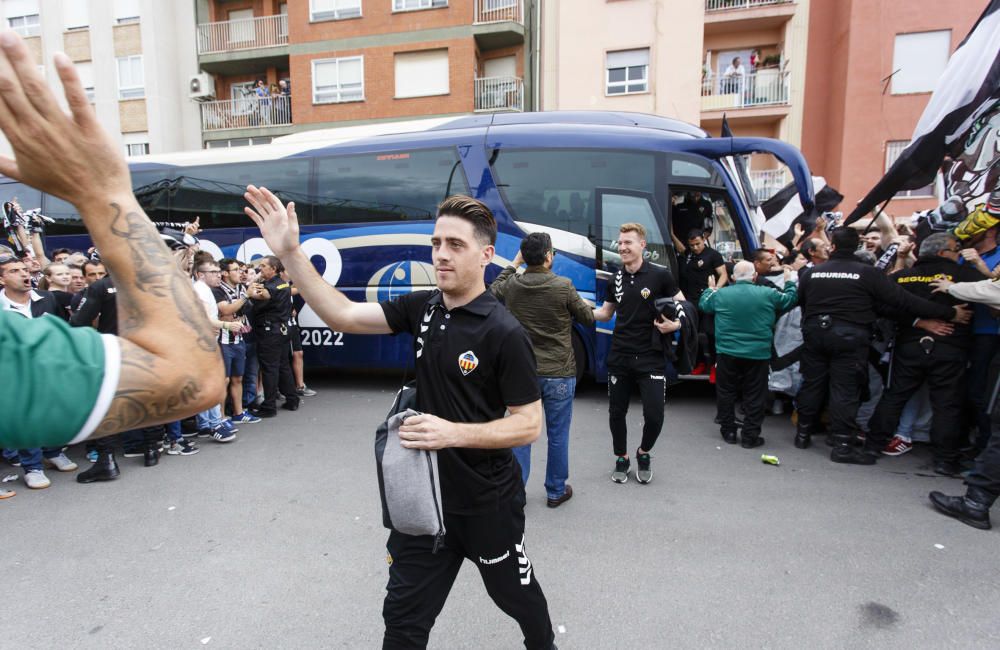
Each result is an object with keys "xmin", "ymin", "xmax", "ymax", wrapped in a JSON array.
[
  {"xmin": 475, "ymin": 76, "xmax": 523, "ymax": 112},
  {"xmin": 701, "ymin": 70, "xmax": 790, "ymax": 112},
  {"xmin": 749, "ymin": 169, "xmax": 787, "ymax": 201},
  {"xmin": 473, "ymin": 0, "xmax": 525, "ymax": 49},
  {"xmin": 197, "ymin": 14, "xmax": 287, "ymax": 54},
  {"xmin": 200, "ymin": 95, "xmax": 292, "ymax": 132},
  {"xmin": 706, "ymin": 0, "xmax": 793, "ymax": 10}
]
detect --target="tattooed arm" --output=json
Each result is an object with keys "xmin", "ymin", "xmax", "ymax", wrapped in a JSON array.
[{"xmin": 0, "ymin": 32, "xmax": 224, "ymax": 438}]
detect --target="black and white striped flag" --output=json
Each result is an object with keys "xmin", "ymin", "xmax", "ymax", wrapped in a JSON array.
[{"xmin": 845, "ymin": 0, "xmax": 1000, "ymax": 225}]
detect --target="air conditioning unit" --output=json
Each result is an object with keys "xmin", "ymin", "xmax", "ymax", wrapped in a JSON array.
[{"xmin": 188, "ymin": 73, "xmax": 216, "ymax": 102}]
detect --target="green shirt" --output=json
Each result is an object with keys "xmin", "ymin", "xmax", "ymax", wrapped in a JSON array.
[
  {"xmin": 699, "ymin": 279, "xmax": 798, "ymax": 360},
  {"xmin": 0, "ymin": 310, "xmax": 119, "ymax": 449}
]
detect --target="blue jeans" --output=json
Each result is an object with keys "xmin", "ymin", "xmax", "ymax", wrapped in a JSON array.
[
  {"xmin": 17, "ymin": 447, "xmax": 63, "ymax": 472},
  {"xmin": 196, "ymin": 405, "xmax": 225, "ymax": 431},
  {"xmin": 243, "ymin": 336, "xmax": 259, "ymax": 407},
  {"xmin": 165, "ymin": 421, "xmax": 182, "ymax": 442},
  {"xmin": 513, "ymin": 376, "xmax": 576, "ymax": 500}
]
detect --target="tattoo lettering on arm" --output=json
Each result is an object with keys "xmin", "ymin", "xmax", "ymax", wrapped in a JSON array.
[{"xmin": 107, "ymin": 203, "xmax": 217, "ymax": 352}]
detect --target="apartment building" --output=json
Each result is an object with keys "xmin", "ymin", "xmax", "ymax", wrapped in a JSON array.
[
  {"xmin": 540, "ymin": 0, "xmax": 809, "ymax": 202},
  {"xmin": 0, "ymin": 0, "xmax": 202, "ymax": 159},
  {"xmin": 193, "ymin": 0, "xmax": 536, "ymax": 148},
  {"xmin": 802, "ymin": 0, "xmax": 983, "ymax": 217}
]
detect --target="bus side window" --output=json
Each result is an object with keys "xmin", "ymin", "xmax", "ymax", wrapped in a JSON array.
[{"xmin": 707, "ymin": 197, "xmax": 744, "ymax": 263}]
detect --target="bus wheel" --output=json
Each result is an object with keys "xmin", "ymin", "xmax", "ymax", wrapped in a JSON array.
[{"xmin": 572, "ymin": 332, "xmax": 587, "ymax": 384}]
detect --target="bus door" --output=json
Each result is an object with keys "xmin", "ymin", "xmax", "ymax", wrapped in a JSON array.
[{"xmin": 593, "ymin": 188, "xmax": 673, "ymax": 380}]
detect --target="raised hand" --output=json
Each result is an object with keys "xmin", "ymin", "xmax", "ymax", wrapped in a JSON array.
[
  {"xmin": 244, "ymin": 185, "xmax": 300, "ymax": 257},
  {"xmin": 0, "ymin": 33, "xmax": 131, "ymax": 212}
]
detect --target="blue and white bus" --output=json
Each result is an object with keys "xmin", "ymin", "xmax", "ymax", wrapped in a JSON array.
[{"xmin": 21, "ymin": 111, "xmax": 814, "ymax": 381}]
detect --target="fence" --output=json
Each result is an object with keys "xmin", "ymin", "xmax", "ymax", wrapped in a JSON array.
[
  {"xmin": 705, "ymin": 0, "xmax": 793, "ymax": 11},
  {"xmin": 197, "ymin": 14, "xmax": 288, "ymax": 55},
  {"xmin": 474, "ymin": 0, "xmax": 523, "ymax": 24},
  {"xmin": 474, "ymin": 77, "xmax": 523, "ymax": 112},
  {"xmin": 201, "ymin": 95, "xmax": 291, "ymax": 132},
  {"xmin": 749, "ymin": 169, "xmax": 788, "ymax": 201},
  {"xmin": 701, "ymin": 70, "xmax": 790, "ymax": 110}
]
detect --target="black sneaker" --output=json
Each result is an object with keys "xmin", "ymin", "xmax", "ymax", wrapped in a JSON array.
[
  {"xmin": 636, "ymin": 449, "xmax": 652, "ymax": 484},
  {"xmin": 611, "ymin": 456, "xmax": 630, "ymax": 484}
]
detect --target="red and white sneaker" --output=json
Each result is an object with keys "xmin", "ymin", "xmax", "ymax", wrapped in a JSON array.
[{"xmin": 882, "ymin": 435, "xmax": 912, "ymax": 456}]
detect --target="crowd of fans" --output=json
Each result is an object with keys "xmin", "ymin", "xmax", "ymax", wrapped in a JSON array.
[{"xmin": 0, "ymin": 218, "xmax": 315, "ymax": 494}]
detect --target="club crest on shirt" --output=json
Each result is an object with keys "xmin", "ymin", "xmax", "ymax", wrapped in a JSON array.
[
  {"xmin": 458, "ymin": 350, "xmax": 479, "ymax": 376},
  {"xmin": 697, "ymin": 259, "xmax": 704, "ymax": 267},
  {"xmin": 640, "ymin": 287, "xmax": 650, "ymax": 299}
]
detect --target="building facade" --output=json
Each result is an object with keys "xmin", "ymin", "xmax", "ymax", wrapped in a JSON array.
[
  {"xmin": 540, "ymin": 0, "xmax": 810, "ymax": 202},
  {"xmin": 0, "ymin": 0, "xmax": 202, "ymax": 159},
  {"xmin": 801, "ymin": 0, "xmax": 983, "ymax": 217},
  {"xmin": 193, "ymin": 0, "xmax": 536, "ymax": 148}
]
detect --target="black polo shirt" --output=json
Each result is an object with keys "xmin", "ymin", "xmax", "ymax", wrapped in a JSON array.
[
  {"xmin": 604, "ymin": 260, "xmax": 679, "ymax": 358},
  {"xmin": 681, "ymin": 246, "xmax": 725, "ymax": 302},
  {"xmin": 70, "ymin": 276, "xmax": 118, "ymax": 335},
  {"xmin": 250, "ymin": 276, "xmax": 292, "ymax": 331},
  {"xmin": 381, "ymin": 289, "xmax": 540, "ymax": 515}
]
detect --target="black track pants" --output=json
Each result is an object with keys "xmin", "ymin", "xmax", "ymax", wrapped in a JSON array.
[
  {"xmin": 607, "ymin": 353, "xmax": 666, "ymax": 456},
  {"xmin": 382, "ymin": 492, "xmax": 554, "ymax": 650},
  {"xmin": 256, "ymin": 330, "xmax": 298, "ymax": 414},
  {"xmin": 796, "ymin": 322, "xmax": 870, "ymax": 438},
  {"xmin": 715, "ymin": 354, "xmax": 769, "ymax": 439}
]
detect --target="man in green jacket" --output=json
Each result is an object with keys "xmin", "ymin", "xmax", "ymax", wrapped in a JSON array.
[
  {"xmin": 699, "ymin": 260, "xmax": 797, "ymax": 448},
  {"xmin": 491, "ymin": 232, "xmax": 595, "ymax": 507}
]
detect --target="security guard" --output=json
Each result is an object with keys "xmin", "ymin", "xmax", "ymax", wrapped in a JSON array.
[
  {"xmin": 248, "ymin": 255, "xmax": 299, "ymax": 418},
  {"xmin": 593, "ymin": 222, "xmax": 683, "ymax": 485},
  {"xmin": 795, "ymin": 227, "xmax": 969, "ymax": 464},
  {"xmin": 867, "ymin": 233, "xmax": 985, "ymax": 475}
]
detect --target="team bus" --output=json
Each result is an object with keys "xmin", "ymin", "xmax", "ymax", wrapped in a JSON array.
[{"xmin": 15, "ymin": 111, "xmax": 814, "ymax": 381}]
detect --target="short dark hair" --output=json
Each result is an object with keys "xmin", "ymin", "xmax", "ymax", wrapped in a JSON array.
[
  {"xmin": 0, "ymin": 256, "xmax": 22, "ymax": 273},
  {"xmin": 437, "ymin": 195, "xmax": 497, "ymax": 246},
  {"xmin": 219, "ymin": 257, "xmax": 239, "ymax": 272},
  {"xmin": 687, "ymin": 228, "xmax": 706, "ymax": 241},
  {"xmin": 800, "ymin": 238, "xmax": 818, "ymax": 260},
  {"xmin": 783, "ymin": 249, "xmax": 803, "ymax": 266},
  {"xmin": 51, "ymin": 248, "xmax": 71, "ymax": 257},
  {"xmin": 192, "ymin": 250, "xmax": 214, "ymax": 268},
  {"xmin": 82, "ymin": 259, "xmax": 104, "ymax": 275},
  {"xmin": 830, "ymin": 227, "xmax": 860, "ymax": 252},
  {"xmin": 520, "ymin": 232, "xmax": 552, "ymax": 267},
  {"xmin": 263, "ymin": 255, "xmax": 284, "ymax": 273},
  {"xmin": 750, "ymin": 248, "xmax": 772, "ymax": 263}
]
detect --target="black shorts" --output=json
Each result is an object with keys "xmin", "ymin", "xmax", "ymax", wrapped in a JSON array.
[{"xmin": 289, "ymin": 325, "xmax": 302, "ymax": 352}]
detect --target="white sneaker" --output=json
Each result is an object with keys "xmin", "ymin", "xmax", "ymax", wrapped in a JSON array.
[
  {"xmin": 24, "ymin": 470, "xmax": 51, "ymax": 489},
  {"xmin": 44, "ymin": 453, "xmax": 78, "ymax": 472}
]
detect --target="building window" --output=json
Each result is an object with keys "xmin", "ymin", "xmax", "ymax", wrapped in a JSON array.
[
  {"xmin": 393, "ymin": 0, "xmax": 447, "ymax": 11},
  {"xmin": 117, "ymin": 55, "xmax": 144, "ymax": 100},
  {"xmin": 885, "ymin": 140, "xmax": 935, "ymax": 198},
  {"xmin": 310, "ymin": 0, "xmax": 362, "ymax": 21},
  {"xmin": 313, "ymin": 56, "xmax": 364, "ymax": 104},
  {"xmin": 8, "ymin": 14, "xmax": 40, "ymax": 37},
  {"xmin": 395, "ymin": 50, "xmax": 449, "ymax": 98},
  {"xmin": 125, "ymin": 142, "xmax": 149, "ymax": 157},
  {"xmin": 606, "ymin": 49, "xmax": 649, "ymax": 95},
  {"xmin": 76, "ymin": 61, "xmax": 95, "ymax": 103},
  {"xmin": 64, "ymin": 1, "xmax": 89, "ymax": 30},
  {"xmin": 892, "ymin": 30, "xmax": 951, "ymax": 94},
  {"xmin": 113, "ymin": 0, "xmax": 140, "ymax": 23}
]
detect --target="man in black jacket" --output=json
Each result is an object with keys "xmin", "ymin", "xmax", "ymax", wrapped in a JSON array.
[
  {"xmin": 795, "ymin": 228, "xmax": 971, "ymax": 464},
  {"xmin": 866, "ymin": 233, "xmax": 985, "ymax": 475}
]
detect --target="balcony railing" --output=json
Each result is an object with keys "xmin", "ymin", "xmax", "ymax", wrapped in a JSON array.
[
  {"xmin": 200, "ymin": 95, "xmax": 292, "ymax": 132},
  {"xmin": 705, "ymin": 0, "xmax": 793, "ymax": 11},
  {"xmin": 749, "ymin": 169, "xmax": 787, "ymax": 201},
  {"xmin": 474, "ymin": 0, "xmax": 523, "ymax": 24},
  {"xmin": 701, "ymin": 70, "xmax": 790, "ymax": 110},
  {"xmin": 197, "ymin": 14, "xmax": 288, "ymax": 55},
  {"xmin": 475, "ymin": 76, "xmax": 523, "ymax": 112}
]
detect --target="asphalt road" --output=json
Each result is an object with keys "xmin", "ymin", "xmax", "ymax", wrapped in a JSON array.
[{"xmin": 3, "ymin": 374, "xmax": 998, "ymax": 650}]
